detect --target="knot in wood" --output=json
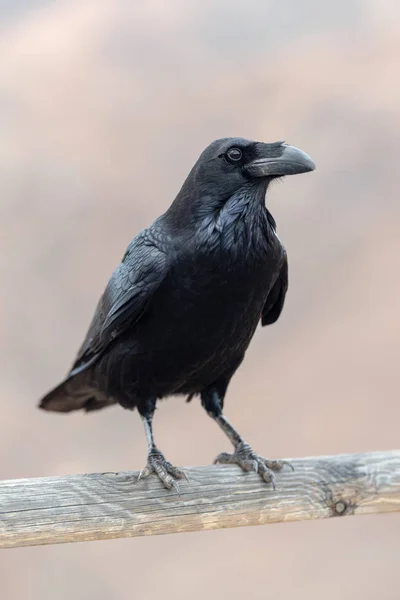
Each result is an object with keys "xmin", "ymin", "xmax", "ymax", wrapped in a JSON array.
[{"xmin": 334, "ymin": 500, "xmax": 347, "ymax": 515}]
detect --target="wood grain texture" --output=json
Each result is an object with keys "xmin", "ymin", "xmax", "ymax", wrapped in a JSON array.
[{"xmin": 1, "ymin": 451, "xmax": 400, "ymax": 548}]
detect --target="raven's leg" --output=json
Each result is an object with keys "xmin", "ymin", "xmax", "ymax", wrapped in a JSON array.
[
  {"xmin": 201, "ymin": 388, "xmax": 290, "ymax": 488},
  {"xmin": 136, "ymin": 398, "xmax": 185, "ymax": 490}
]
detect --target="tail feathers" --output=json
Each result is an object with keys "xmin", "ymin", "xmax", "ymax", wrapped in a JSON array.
[{"xmin": 39, "ymin": 374, "xmax": 116, "ymax": 413}]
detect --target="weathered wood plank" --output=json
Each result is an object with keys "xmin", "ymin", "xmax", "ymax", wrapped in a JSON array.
[{"xmin": 1, "ymin": 451, "xmax": 399, "ymax": 548}]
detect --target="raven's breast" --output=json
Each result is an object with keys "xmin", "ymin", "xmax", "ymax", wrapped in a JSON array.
[{"xmin": 96, "ymin": 238, "xmax": 284, "ymax": 400}]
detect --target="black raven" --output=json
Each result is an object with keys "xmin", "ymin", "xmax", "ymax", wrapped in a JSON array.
[{"xmin": 39, "ymin": 137, "xmax": 315, "ymax": 489}]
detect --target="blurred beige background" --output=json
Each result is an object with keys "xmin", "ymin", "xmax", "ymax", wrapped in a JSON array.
[{"xmin": 1, "ymin": 1, "xmax": 400, "ymax": 598}]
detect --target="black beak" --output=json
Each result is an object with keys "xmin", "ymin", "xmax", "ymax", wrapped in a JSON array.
[{"xmin": 246, "ymin": 143, "xmax": 315, "ymax": 178}]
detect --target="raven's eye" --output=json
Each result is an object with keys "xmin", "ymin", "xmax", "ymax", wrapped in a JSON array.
[{"xmin": 226, "ymin": 147, "xmax": 243, "ymax": 162}]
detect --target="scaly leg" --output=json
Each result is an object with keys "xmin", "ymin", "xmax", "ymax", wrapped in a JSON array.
[
  {"xmin": 136, "ymin": 399, "xmax": 185, "ymax": 490},
  {"xmin": 202, "ymin": 388, "xmax": 291, "ymax": 488}
]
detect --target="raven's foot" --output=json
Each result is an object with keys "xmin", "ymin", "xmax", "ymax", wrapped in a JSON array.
[
  {"xmin": 137, "ymin": 448, "xmax": 185, "ymax": 490},
  {"xmin": 214, "ymin": 442, "xmax": 292, "ymax": 488}
]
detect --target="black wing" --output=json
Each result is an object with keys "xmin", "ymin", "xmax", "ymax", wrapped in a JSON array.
[
  {"xmin": 261, "ymin": 255, "xmax": 288, "ymax": 326},
  {"xmin": 69, "ymin": 227, "xmax": 169, "ymax": 377}
]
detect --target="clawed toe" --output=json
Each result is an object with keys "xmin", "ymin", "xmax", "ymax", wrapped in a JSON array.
[
  {"xmin": 137, "ymin": 448, "xmax": 185, "ymax": 490},
  {"xmin": 264, "ymin": 458, "xmax": 294, "ymax": 472},
  {"xmin": 214, "ymin": 442, "xmax": 292, "ymax": 488}
]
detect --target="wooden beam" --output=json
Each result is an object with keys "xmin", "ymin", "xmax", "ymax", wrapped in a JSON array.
[{"xmin": 1, "ymin": 451, "xmax": 400, "ymax": 549}]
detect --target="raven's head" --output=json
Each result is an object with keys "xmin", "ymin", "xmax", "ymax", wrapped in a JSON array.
[
  {"xmin": 167, "ymin": 137, "xmax": 315, "ymax": 225},
  {"xmin": 196, "ymin": 137, "xmax": 315, "ymax": 191}
]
